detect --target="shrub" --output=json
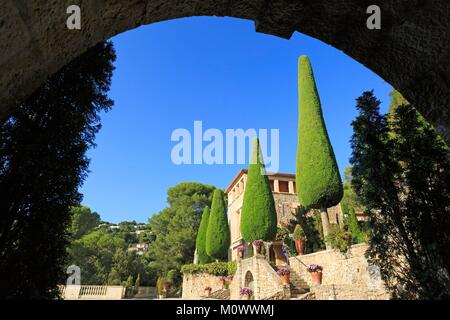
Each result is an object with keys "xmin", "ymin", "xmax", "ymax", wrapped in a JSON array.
[
  {"xmin": 275, "ymin": 227, "xmax": 289, "ymax": 241},
  {"xmin": 292, "ymin": 224, "xmax": 306, "ymax": 241},
  {"xmin": 240, "ymin": 139, "xmax": 277, "ymax": 242},
  {"xmin": 181, "ymin": 261, "xmax": 237, "ymax": 277},
  {"xmin": 205, "ymin": 189, "xmax": 230, "ymax": 260},
  {"xmin": 325, "ymin": 224, "xmax": 351, "ymax": 253}
]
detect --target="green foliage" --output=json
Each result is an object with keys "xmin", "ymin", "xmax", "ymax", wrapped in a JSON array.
[
  {"xmin": 205, "ymin": 189, "xmax": 230, "ymax": 260},
  {"xmin": 296, "ymin": 55, "xmax": 343, "ymax": 210},
  {"xmin": 69, "ymin": 206, "xmax": 101, "ymax": 240},
  {"xmin": 196, "ymin": 206, "xmax": 213, "ymax": 264},
  {"xmin": 240, "ymin": 138, "xmax": 277, "ymax": 242},
  {"xmin": 0, "ymin": 42, "xmax": 115, "ymax": 299},
  {"xmin": 148, "ymin": 182, "xmax": 215, "ymax": 273},
  {"xmin": 275, "ymin": 227, "xmax": 289, "ymax": 242},
  {"xmin": 125, "ymin": 275, "xmax": 134, "ymax": 289},
  {"xmin": 351, "ymin": 90, "xmax": 450, "ymax": 299},
  {"xmin": 134, "ymin": 274, "xmax": 141, "ymax": 294},
  {"xmin": 292, "ymin": 224, "xmax": 306, "ymax": 240},
  {"xmin": 167, "ymin": 269, "xmax": 180, "ymax": 284},
  {"xmin": 156, "ymin": 277, "xmax": 165, "ymax": 295},
  {"xmin": 325, "ymin": 225, "xmax": 351, "ymax": 254},
  {"xmin": 67, "ymin": 230, "xmax": 153, "ymax": 286},
  {"xmin": 181, "ymin": 261, "xmax": 237, "ymax": 276},
  {"xmin": 340, "ymin": 166, "xmax": 367, "ymax": 243}
]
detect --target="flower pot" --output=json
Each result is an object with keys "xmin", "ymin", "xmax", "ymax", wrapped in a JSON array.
[
  {"xmin": 241, "ymin": 295, "xmax": 251, "ymax": 300},
  {"xmin": 219, "ymin": 279, "xmax": 225, "ymax": 287},
  {"xmin": 280, "ymin": 274, "xmax": 290, "ymax": 285},
  {"xmin": 311, "ymin": 272, "xmax": 322, "ymax": 285},
  {"xmin": 295, "ymin": 239, "xmax": 305, "ymax": 255},
  {"xmin": 204, "ymin": 289, "xmax": 211, "ymax": 297},
  {"xmin": 158, "ymin": 294, "xmax": 164, "ymax": 300}
]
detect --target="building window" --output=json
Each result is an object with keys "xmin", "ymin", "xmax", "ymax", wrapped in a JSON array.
[
  {"xmin": 269, "ymin": 180, "xmax": 274, "ymax": 191},
  {"xmin": 279, "ymin": 180, "xmax": 289, "ymax": 193}
]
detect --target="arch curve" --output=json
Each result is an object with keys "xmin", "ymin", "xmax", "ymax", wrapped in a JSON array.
[{"xmin": 1, "ymin": 0, "xmax": 449, "ymax": 143}]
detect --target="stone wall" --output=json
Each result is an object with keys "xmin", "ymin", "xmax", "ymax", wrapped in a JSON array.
[
  {"xmin": 182, "ymin": 273, "xmax": 223, "ymax": 300},
  {"xmin": 230, "ymin": 255, "xmax": 287, "ymax": 300},
  {"xmin": 289, "ymin": 243, "xmax": 390, "ymax": 300},
  {"xmin": 310, "ymin": 284, "xmax": 389, "ymax": 300}
]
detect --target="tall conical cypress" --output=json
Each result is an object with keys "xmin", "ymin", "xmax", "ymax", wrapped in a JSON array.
[
  {"xmin": 240, "ymin": 138, "xmax": 277, "ymax": 242},
  {"xmin": 196, "ymin": 206, "xmax": 213, "ymax": 264},
  {"xmin": 205, "ymin": 189, "xmax": 230, "ymax": 260},
  {"xmin": 296, "ymin": 55, "xmax": 343, "ymax": 248}
]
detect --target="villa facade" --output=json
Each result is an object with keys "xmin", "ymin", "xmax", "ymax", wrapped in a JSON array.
[{"xmin": 225, "ymin": 169, "xmax": 344, "ymax": 261}]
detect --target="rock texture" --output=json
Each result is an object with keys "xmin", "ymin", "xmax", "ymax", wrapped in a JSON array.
[{"xmin": 1, "ymin": 0, "xmax": 449, "ymax": 143}]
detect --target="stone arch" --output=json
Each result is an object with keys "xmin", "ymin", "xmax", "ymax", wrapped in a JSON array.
[{"xmin": 1, "ymin": 1, "xmax": 449, "ymax": 143}]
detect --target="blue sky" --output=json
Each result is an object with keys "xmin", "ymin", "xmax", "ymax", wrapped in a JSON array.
[{"xmin": 80, "ymin": 17, "xmax": 392, "ymax": 224}]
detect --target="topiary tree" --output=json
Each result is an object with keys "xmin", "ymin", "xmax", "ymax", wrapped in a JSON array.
[
  {"xmin": 196, "ymin": 206, "xmax": 213, "ymax": 264},
  {"xmin": 296, "ymin": 55, "xmax": 343, "ymax": 249},
  {"xmin": 206, "ymin": 189, "xmax": 230, "ymax": 260},
  {"xmin": 240, "ymin": 138, "xmax": 278, "ymax": 242}
]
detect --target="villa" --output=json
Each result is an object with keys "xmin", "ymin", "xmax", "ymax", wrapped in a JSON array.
[{"xmin": 225, "ymin": 169, "xmax": 344, "ymax": 261}]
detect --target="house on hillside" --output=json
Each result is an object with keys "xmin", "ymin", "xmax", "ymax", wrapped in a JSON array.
[{"xmin": 225, "ymin": 169, "xmax": 344, "ymax": 261}]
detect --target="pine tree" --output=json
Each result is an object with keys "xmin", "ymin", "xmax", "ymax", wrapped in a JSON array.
[
  {"xmin": 196, "ymin": 206, "xmax": 213, "ymax": 264},
  {"xmin": 240, "ymin": 138, "xmax": 277, "ymax": 242},
  {"xmin": 296, "ymin": 55, "xmax": 343, "ymax": 248},
  {"xmin": 205, "ymin": 189, "xmax": 230, "ymax": 260},
  {"xmin": 0, "ymin": 42, "xmax": 115, "ymax": 299},
  {"xmin": 350, "ymin": 90, "xmax": 450, "ymax": 299}
]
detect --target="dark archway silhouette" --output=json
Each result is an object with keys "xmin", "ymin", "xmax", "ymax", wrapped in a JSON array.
[{"xmin": 1, "ymin": 1, "xmax": 449, "ymax": 144}]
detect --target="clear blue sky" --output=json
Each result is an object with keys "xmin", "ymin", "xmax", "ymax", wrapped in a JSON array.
[{"xmin": 80, "ymin": 17, "xmax": 392, "ymax": 224}]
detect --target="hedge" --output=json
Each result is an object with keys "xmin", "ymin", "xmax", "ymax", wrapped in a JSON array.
[{"xmin": 181, "ymin": 261, "xmax": 237, "ymax": 276}]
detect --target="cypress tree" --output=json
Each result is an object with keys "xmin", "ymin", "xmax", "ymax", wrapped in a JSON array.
[
  {"xmin": 240, "ymin": 138, "xmax": 277, "ymax": 242},
  {"xmin": 205, "ymin": 189, "xmax": 230, "ymax": 260},
  {"xmin": 196, "ymin": 206, "xmax": 213, "ymax": 264},
  {"xmin": 296, "ymin": 55, "xmax": 343, "ymax": 249}
]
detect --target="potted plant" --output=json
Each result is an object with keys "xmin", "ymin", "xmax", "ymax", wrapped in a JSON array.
[
  {"xmin": 276, "ymin": 267, "xmax": 291, "ymax": 285},
  {"xmin": 292, "ymin": 224, "xmax": 306, "ymax": 255},
  {"xmin": 252, "ymin": 240, "xmax": 264, "ymax": 255},
  {"xmin": 306, "ymin": 264, "xmax": 323, "ymax": 285},
  {"xmin": 204, "ymin": 286, "xmax": 212, "ymax": 297},
  {"xmin": 240, "ymin": 287, "xmax": 253, "ymax": 300}
]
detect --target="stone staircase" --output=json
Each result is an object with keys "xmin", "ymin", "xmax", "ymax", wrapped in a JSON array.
[{"xmin": 287, "ymin": 266, "xmax": 312, "ymax": 300}]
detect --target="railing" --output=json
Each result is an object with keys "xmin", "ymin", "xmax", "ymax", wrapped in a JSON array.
[
  {"xmin": 291, "ymin": 255, "xmax": 308, "ymax": 268},
  {"xmin": 79, "ymin": 285, "xmax": 108, "ymax": 297}
]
